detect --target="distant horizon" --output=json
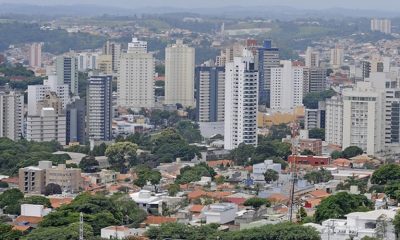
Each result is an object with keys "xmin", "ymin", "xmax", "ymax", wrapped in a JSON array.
[{"xmin": 1, "ymin": 0, "xmax": 400, "ymax": 12}]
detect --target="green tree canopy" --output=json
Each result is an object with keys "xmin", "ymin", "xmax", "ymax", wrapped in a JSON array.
[
  {"xmin": 371, "ymin": 164, "xmax": 400, "ymax": 185},
  {"xmin": 243, "ymin": 197, "xmax": 271, "ymax": 209},
  {"xmin": 105, "ymin": 142, "xmax": 138, "ymax": 172},
  {"xmin": 264, "ymin": 169, "xmax": 279, "ymax": 183},
  {"xmin": 175, "ymin": 163, "xmax": 216, "ymax": 184},
  {"xmin": 304, "ymin": 168, "xmax": 333, "ymax": 184},
  {"xmin": 314, "ymin": 192, "xmax": 373, "ymax": 223},
  {"xmin": 342, "ymin": 146, "xmax": 364, "ymax": 159},
  {"xmin": 44, "ymin": 183, "xmax": 62, "ymax": 196},
  {"xmin": 303, "ymin": 89, "xmax": 336, "ymax": 109},
  {"xmin": 309, "ymin": 128, "xmax": 325, "ymax": 141},
  {"xmin": 176, "ymin": 120, "xmax": 202, "ymax": 143},
  {"xmin": 79, "ymin": 155, "xmax": 99, "ymax": 173}
]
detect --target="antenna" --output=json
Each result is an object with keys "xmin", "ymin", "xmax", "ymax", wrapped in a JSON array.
[
  {"xmin": 79, "ymin": 212, "xmax": 84, "ymax": 240},
  {"xmin": 288, "ymin": 121, "xmax": 300, "ymax": 222}
]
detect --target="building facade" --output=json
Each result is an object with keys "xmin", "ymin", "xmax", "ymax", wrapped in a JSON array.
[
  {"xmin": 66, "ymin": 99, "xmax": 86, "ymax": 145},
  {"xmin": 195, "ymin": 66, "xmax": 225, "ymax": 122},
  {"xmin": 103, "ymin": 41, "xmax": 122, "ymax": 73},
  {"xmin": 87, "ymin": 75, "xmax": 113, "ymax": 141},
  {"xmin": 0, "ymin": 91, "xmax": 24, "ymax": 140},
  {"xmin": 165, "ymin": 40, "xmax": 195, "ymax": 107},
  {"xmin": 29, "ymin": 43, "xmax": 42, "ymax": 68},
  {"xmin": 325, "ymin": 96, "xmax": 343, "ymax": 146},
  {"xmin": 224, "ymin": 50, "xmax": 258, "ymax": 150},
  {"xmin": 56, "ymin": 55, "xmax": 79, "ymax": 95},
  {"xmin": 270, "ymin": 60, "xmax": 304, "ymax": 111},
  {"xmin": 303, "ymin": 67, "xmax": 327, "ymax": 94},
  {"xmin": 46, "ymin": 164, "xmax": 82, "ymax": 193},
  {"xmin": 118, "ymin": 38, "xmax": 155, "ymax": 109},
  {"xmin": 258, "ymin": 40, "xmax": 279, "ymax": 106},
  {"xmin": 371, "ymin": 18, "xmax": 392, "ymax": 34}
]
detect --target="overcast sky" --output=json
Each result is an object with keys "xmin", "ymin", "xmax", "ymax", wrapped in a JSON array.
[{"xmin": 0, "ymin": 0, "xmax": 400, "ymax": 11}]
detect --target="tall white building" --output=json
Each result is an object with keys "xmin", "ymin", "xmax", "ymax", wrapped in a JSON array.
[
  {"xmin": 77, "ymin": 52, "xmax": 98, "ymax": 71},
  {"xmin": 56, "ymin": 55, "xmax": 79, "ymax": 96},
  {"xmin": 270, "ymin": 60, "xmax": 304, "ymax": 111},
  {"xmin": 330, "ymin": 47, "xmax": 344, "ymax": 69},
  {"xmin": 0, "ymin": 91, "xmax": 24, "ymax": 140},
  {"xmin": 118, "ymin": 38, "xmax": 155, "ymax": 109},
  {"xmin": 224, "ymin": 50, "xmax": 258, "ymax": 150},
  {"xmin": 165, "ymin": 40, "xmax": 195, "ymax": 107},
  {"xmin": 325, "ymin": 96, "xmax": 343, "ymax": 146},
  {"xmin": 26, "ymin": 107, "xmax": 66, "ymax": 145},
  {"xmin": 371, "ymin": 18, "xmax": 392, "ymax": 34},
  {"xmin": 29, "ymin": 43, "xmax": 42, "ymax": 68},
  {"xmin": 342, "ymin": 82, "xmax": 385, "ymax": 155},
  {"xmin": 305, "ymin": 47, "xmax": 319, "ymax": 68},
  {"xmin": 27, "ymin": 79, "xmax": 70, "ymax": 116}
]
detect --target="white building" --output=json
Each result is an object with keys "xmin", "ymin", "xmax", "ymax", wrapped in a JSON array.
[
  {"xmin": 252, "ymin": 160, "xmax": 281, "ymax": 182},
  {"xmin": 342, "ymin": 82, "xmax": 385, "ymax": 155},
  {"xmin": 371, "ymin": 18, "xmax": 392, "ymax": 34},
  {"xmin": 318, "ymin": 209, "xmax": 397, "ymax": 240},
  {"xmin": 0, "ymin": 91, "xmax": 24, "ymax": 140},
  {"xmin": 118, "ymin": 38, "xmax": 155, "ymax": 109},
  {"xmin": 305, "ymin": 47, "xmax": 320, "ymax": 68},
  {"xmin": 270, "ymin": 60, "xmax": 303, "ymax": 111},
  {"xmin": 165, "ymin": 40, "xmax": 195, "ymax": 107},
  {"xmin": 325, "ymin": 96, "xmax": 343, "ymax": 146},
  {"xmin": 77, "ymin": 52, "xmax": 98, "ymax": 71},
  {"xmin": 103, "ymin": 41, "xmax": 122, "ymax": 73},
  {"xmin": 56, "ymin": 55, "xmax": 78, "ymax": 95},
  {"xmin": 204, "ymin": 203, "xmax": 238, "ymax": 224},
  {"xmin": 101, "ymin": 226, "xmax": 145, "ymax": 240},
  {"xmin": 21, "ymin": 204, "xmax": 51, "ymax": 217},
  {"xmin": 27, "ymin": 81, "xmax": 70, "ymax": 116},
  {"xmin": 330, "ymin": 47, "xmax": 344, "ymax": 69},
  {"xmin": 29, "ymin": 43, "xmax": 42, "ymax": 68},
  {"xmin": 224, "ymin": 50, "xmax": 258, "ymax": 150},
  {"xmin": 129, "ymin": 190, "xmax": 164, "ymax": 214},
  {"xmin": 26, "ymin": 107, "xmax": 66, "ymax": 145}
]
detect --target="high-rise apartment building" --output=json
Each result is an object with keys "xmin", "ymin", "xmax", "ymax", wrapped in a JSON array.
[
  {"xmin": 304, "ymin": 101, "xmax": 326, "ymax": 130},
  {"xmin": 270, "ymin": 61, "xmax": 304, "ymax": 111},
  {"xmin": 330, "ymin": 47, "xmax": 344, "ymax": 69},
  {"xmin": 224, "ymin": 50, "xmax": 258, "ymax": 150},
  {"xmin": 118, "ymin": 38, "xmax": 155, "ymax": 109},
  {"xmin": 56, "ymin": 55, "xmax": 79, "ymax": 95},
  {"xmin": 26, "ymin": 107, "xmax": 67, "ymax": 145},
  {"xmin": 165, "ymin": 40, "xmax": 195, "ymax": 107},
  {"xmin": 97, "ymin": 55, "xmax": 113, "ymax": 75},
  {"xmin": 29, "ymin": 43, "xmax": 42, "ymax": 68},
  {"xmin": 103, "ymin": 41, "xmax": 122, "ymax": 73},
  {"xmin": 87, "ymin": 75, "xmax": 113, "ymax": 141},
  {"xmin": 305, "ymin": 47, "xmax": 320, "ymax": 68},
  {"xmin": 303, "ymin": 67, "xmax": 327, "ymax": 94},
  {"xmin": 195, "ymin": 66, "xmax": 225, "ymax": 122},
  {"xmin": 77, "ymin": 52, "xmax": 98, "ymax": 71},
  {"xmin": 342, "ymin": 82, "xmax": 384, "ymax": 155},
  {"xmin": 371, "ymin": 18, "xmax": 392, "ymax": 34},
  {"xmin": 66, "ymin": 99, "xmax": 86, "ymax": 145},
  {"xmin": 27, "ymin": 81, "xmax": 69, "ymax": 116},
  {"xmin": 258, "ymin": 40, "xmax": 279, "ymax": 106},
  {"xmin": 0, "ymin": 91, "xmax": 24, "ymax": 140},
  {"xmin": 325, "ymin": 96, "xmax": 343, "ymax": 147}
]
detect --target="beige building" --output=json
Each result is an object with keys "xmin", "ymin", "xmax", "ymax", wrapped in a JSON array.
[
  {"xmin": 165, "ymin": 40, "xmax": 195, "ymax": 107},
  {"xmin": 26, "ymin": 107, "xmax": 66, "ymax": 145},
  {"xmin": 97, "ymin": 54, "xmax": 113, "ymax": 75},
  {"xmin": 46, "ymin": 164, "xmax": 82, "ymax": 193},
  {"xmin": 19, "ymin": 161, "xmax": 52, "ymax": 194},
  {"xmin": 0, "ymin": 91, "xmax": 24, "ymax": 141},
  {"xmin": 118, "ymin": 38, "xmax": 155, "ymax": 109}
]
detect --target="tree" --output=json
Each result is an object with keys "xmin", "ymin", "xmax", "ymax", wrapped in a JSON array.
[
  {"xmin": 168, "ymin": 184, "xmax": 180, "ymax": 197},
  {"xmin": 243, "ymin": 197, "xmax": 271, "ymax": 209},
  {"xmin": 304, "ymin": 168, "xmax": 333, "ymax": 184},
  {"xmin": 215, "ymin": 176, "xmax": 225, "ymax": 185},
  {"xmin": 175, "ymin": 121, "xmax": 202, "ymax": 143},
  {"xmin": 303, "ymin": 89, "xmax": 336, "ymax": 109},
  {"xmin": 0, "ymin": 223, "xmax": 23, "ymax": 240},
  {"xmin": 230, "ymin": 143, "xmax": 255, "ymax": 165},
  {"xmin": 300, "ymin": 149, "xmax": 315, "ymax": 156},
  {"xmin": 21, "ymin": 196, "xmax": 51, "ymax": 208},
  {"xmin": 44, "ymin": 183, "xmax": 62, "ymax": 196},
  {"xmin": 105, "ymin": 142, "xmax": 138, "ymax": 173},
  {"xmin": 336, "ymin": 176, "xmax": 369, "ymax": 193},
  {"xmin": 371, "ymin": 164, "xmax": 400, "ymax": 185},
  {"xmin": 268, "ymin": 124, "xmax": 291, "ymax": 140},
  {"xmin": 0, "ymin": 182, "xmax": 8, "ymax": 188},
  {"xmin": 134, "ymin": 165, "xmax": 162, "ymax": 192},
  {"xmin": 393, "ymin": 210, "xmax": 400, "ymax": 237},
  {"xmin": 175, "ymin": 163, "xmax": 216, "ymax": 184},
  {"xmin": 0, "ymin": 189, "xmax": 24, "ymax": 209},
  {"xmin": 342, "ymin": 146, "xmax": 363, "ymax": 159},
  {"xmin": 264, "ymin": 169, "xmax": 279, "ymax": 183},
  {"xmin": 79, "ymin": 155, "xmax": 99, "ymax": 173},
  {"xmin": 309, "ymin": 128, "xmax": 325, "ymax": 141},
  {"xmin": 297, "ymin": 207, "xmax": 307, "ymax": 223},
  {"xmin": 330, "ymin": 150, "xmax": 343, "ymax": 159},
  {"xmin": 314, "ymin": 192, "xmax": 373, "ymax": 223}
]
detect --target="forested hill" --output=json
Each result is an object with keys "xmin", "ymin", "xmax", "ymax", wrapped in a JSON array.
[{"xmin": 0, "ymin": 21, "xmax": 105, "ymax": 53}]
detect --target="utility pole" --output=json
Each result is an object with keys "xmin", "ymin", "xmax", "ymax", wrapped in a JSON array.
[
  {"xmin": 79, "ymin": 212, "xmax": 84, "ymax": 240},
  {"xmin": 288, "ymin": 121, "xmax": 300, "ymax": 222}
]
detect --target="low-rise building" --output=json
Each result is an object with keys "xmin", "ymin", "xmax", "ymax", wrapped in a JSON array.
[
  {"xmin": 101, "ymin": 226, "xmax": 145, "ymax": 240},
  {"xmin": 130, "ymin": 190, "xmax": 164, "ymax": 215},
  {"xmin": 288, "ymin": 155, "xmax": 330, "ymax": 167},
  {"xmin": 204, "ymin": 203, "xmax": 238, "ymax": 224},
  {"xmin": 46, "ymin": 164, "xmax": 82, "ymax": 193}
]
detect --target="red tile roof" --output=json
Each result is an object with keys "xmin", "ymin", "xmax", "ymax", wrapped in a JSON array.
[
  {"xmin": 144, "ymin": 216, "xmax": 177, "ymax": 225},
  {"xmin": 49, "ymin": 197, "xmax": 73, "ymax": 209},
  {"xmin": 190, "ymin": 205, "xmax": 205, "ymax": 213},
  {"xmin": 15, "ymin": 216, "xmax": 43, "ymax": 225},
  {"xmin": 309, "ymin": 189, "xmax": 330, "ymax": 199}
]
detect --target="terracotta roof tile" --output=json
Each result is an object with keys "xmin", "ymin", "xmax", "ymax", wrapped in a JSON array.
[
  {"xmin": 12, "ymin": 225, "xmax": 31, "ymax": 231},
  {"xmin": 189, "ymin": 205, "xmax": 205, "ymax": 213},
  {"xmin": 309, "ymin": 189, "xmax": 330, "ymax": 199},
  {"xmin": 49, "ymin": 197, "xmax": 73, "ymax": 209},
  {"xmin": 145, "ymin": 216, "xmax": 177, "ymax": 225},
  {"xmin": 15, "ymin": 216, "xmax": 43, "ymax": 225}
]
